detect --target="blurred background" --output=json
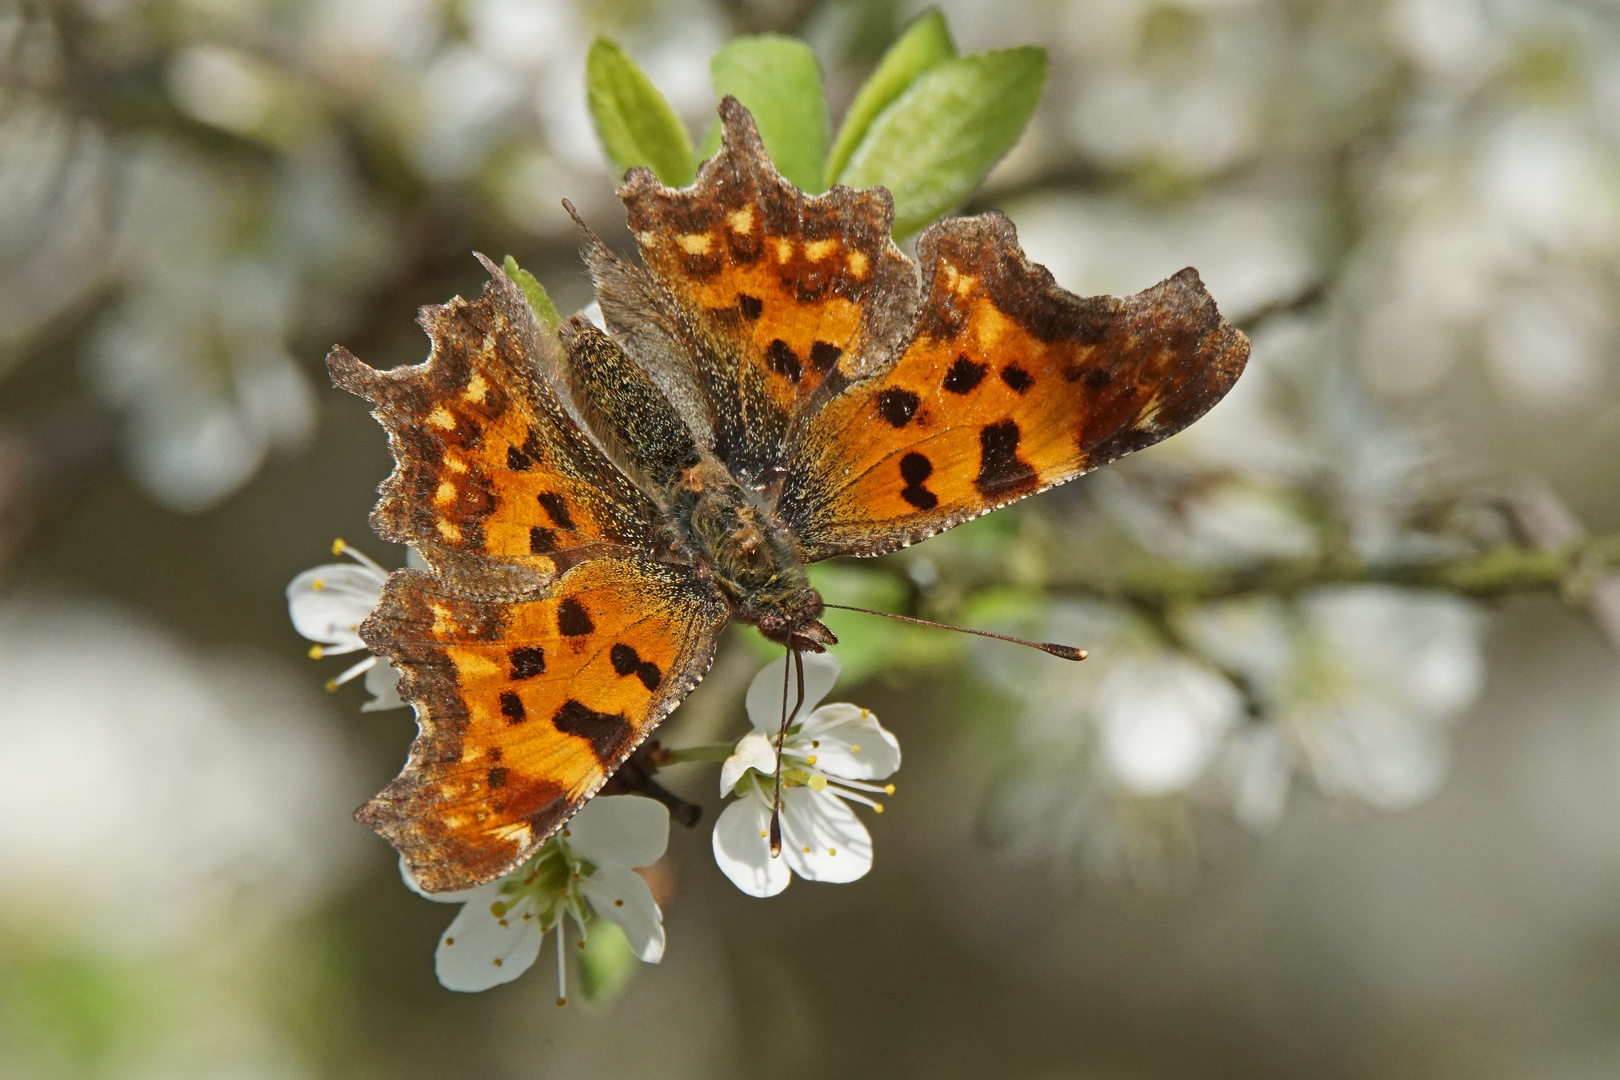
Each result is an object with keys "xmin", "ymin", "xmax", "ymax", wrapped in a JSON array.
[{"xmin": 3, "ymin": 0, "xmax": 1620, "ymax": 1077}]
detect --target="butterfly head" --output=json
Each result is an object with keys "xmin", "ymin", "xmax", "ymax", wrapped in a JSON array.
[{"xmin": 749, "ymin": 591, "xmax": 838, "ymax": 653}]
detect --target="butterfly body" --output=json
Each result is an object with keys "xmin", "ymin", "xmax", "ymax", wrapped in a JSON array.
[
  {"xmin": 669, "ymin": 456, "xmax": 833, "ymax": 651},
  {"xmin": 332, "ymin": 97, "xmax": 1250, "ymax": 893}
]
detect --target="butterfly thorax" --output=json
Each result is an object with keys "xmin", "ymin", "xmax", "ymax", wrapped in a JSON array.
[{"xmin": 672, "ymin": 457, "xmax": 835, "ymax": 652}]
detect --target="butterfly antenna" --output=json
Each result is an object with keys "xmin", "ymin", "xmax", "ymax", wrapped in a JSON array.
[
  {"xmin": 767, "ymin": 648, "xmax": 806, "ymax": 858},
  {"xmin": 822, "ymin": 604, "xmax": 1088, "ymax": 661}
]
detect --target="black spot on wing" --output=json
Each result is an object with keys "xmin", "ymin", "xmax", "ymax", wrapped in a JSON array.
[
  {"xmin": 609, "ymin": 643, "xmax": 663, "ymax": 691},
  {"xmin": 1000, "ymin": 365, "xmax": 1034, "ymax": 393},
  {"xmin": 529, "ymin": 527, "xmax": 557, "ymax": 554},
  {"xmin": 552, "ymin": 700, "xmax": 634, "ymax": 765},
  {"xmin": 809, "ymin": 341, "xmax": 842, "ymax": 372},
  {"xmin": 487, "ymin": 766, "xmax": 509, "ymax": 789},
  {"xmin": 609, "ymin": 643, "xmax": 639, "ymax": 676},
  {"xmin": 976, "ymin": 420, "xmax": 1037, "ymax": 497},
  {"xmin": 739, "ymin": 294, "xmax": 763, "ymax": 319},
  {"xmin": 536, "ymin": 492, "xmax": 575, "ymax": 530},
  {"xmin": 509, "ymin": 646, "xmax": 546, "ymax": 679},
  {"xmin": 767, "ymin": 339, "xmax": 802, "ymax": 383},
  {"xmin": 557, "ymin": 598, "xmax": 594, "ymax": 637},
  {"xmin": 899, "ymin": 452, "xmax": 938, "ymax": 510},
  {"xmin": 499, "ymin": 691, "xmax": 526, "ymax": 724},
  {"xmin": 943, "ymin": 356, "xmax": 987, "ymax": 394},
  {"xmin": 875, "ymin": 389, "xmax": 920, "ymax": 428},
  {"xmin": 506, "ymin": 427, "xmax": 543, "ymax": 471}
]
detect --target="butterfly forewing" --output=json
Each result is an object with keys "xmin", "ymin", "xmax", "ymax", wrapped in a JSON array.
[
  {"xmin": 779, "ymin": 213, "xmax": 1250, "ymax": 558},
  {"xmin": 614, "ymin": 98, "xmax": 916, "ymax": 483},
  {"xmin": 328, "ymin": 260, "xmax": 664, "ymax": 595}
]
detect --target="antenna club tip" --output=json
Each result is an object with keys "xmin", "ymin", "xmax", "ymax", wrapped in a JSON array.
[{"xmin": 1042, "ymin": 644, "xmax": 1089, "ymax": 661}]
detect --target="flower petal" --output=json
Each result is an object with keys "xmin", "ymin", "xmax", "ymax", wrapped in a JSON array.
[
  {"xmin": 565, "ymin": 795, "xmax": 669, "ymax": 869},
  {"xmin": 286, "ymin": 564, "xmax": 386, "ymax": 647},
  {"xmin": 399, "ymin": 854, "xmax": 497, "ymax": 904},
  {"xmin": 361, "ymin": 659, "xmax": 406, "ymax": 711},
  {"xmin": 795, "ymin": 703, "xmax": 901, "ymax": 780},
  {"xmin": 778, "ymin": 785, "xmax": 872, "ymax": 884},
  {"xmin": 744, "ymin": 652, "xmax": 841, "ymax": 733},
  {"xmin": 719, "ymin": 730, "xmax": 778, "ymax": 796},
  {"xmin": 712, "ymin": 794, "xmax": 791, "ymax": 897},
  {"xmin": 579, "ymin": 864, "xmax": 665, "ymax": 962},
  {"xmin": 434, "ymin": 895, "xmax": 543, "ymax": 992}
]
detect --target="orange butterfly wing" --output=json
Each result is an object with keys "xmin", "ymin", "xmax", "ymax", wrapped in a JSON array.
[
  {"xmin": 329, "ymin": 255, "xmax": 664, "ymax": 594},
  {"xmin": 607, "ymin": 98, "xmax": 915, "ymax": 480},
  {"xmin": 330, "ymin": 267, "xmax": 726, "ymax": 893},
  {"xmin": 779, "ymin": 212, "xmax": 1249, "ymax": 558},
  {"xmin": 355, "ymin": 557, "xmax": 725, "ymax": 893}
]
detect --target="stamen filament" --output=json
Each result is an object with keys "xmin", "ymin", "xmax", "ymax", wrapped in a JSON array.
[
  {"xmin": 328, "ymin": 654, "xmax": 377, "ymax": 689},
  {"xmin": 333, "ymin": 538, "xmax": 389, "ymax": 577},
  {"xmin": 825, "ymin": 784, "xmax": 884, "ymax": 810}
]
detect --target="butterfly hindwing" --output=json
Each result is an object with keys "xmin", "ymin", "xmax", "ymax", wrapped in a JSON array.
[
  {"xmin": 328, "ymin": 259, "xmax": 664, "ymax": 596},
  {"xmin": 356, "ymin": 556, "xmax": 728, "ymax": 893},
  {"xmin": 779, "ymin": 212, "xmax": 1250, "ymax": 558}
]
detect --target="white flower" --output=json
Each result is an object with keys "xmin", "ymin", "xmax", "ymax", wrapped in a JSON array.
[
  {"xmin": 712, "ymin": 653, "xmax": 900, "ymax": 898},
  {"xmin": 285, "ymin": 539, "xmax": 402, "ymax": 710},
  {"xmin": 402, "ymin": 795, "xmax": 669, "ymax": 996}
]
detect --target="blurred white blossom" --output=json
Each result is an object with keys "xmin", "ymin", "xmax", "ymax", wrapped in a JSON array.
[
  {"xmin": 713, "ymin": 653, "xmax": 899, "ymax": 897},
  {"xmin": 0, "ymin": 592, "xmax": 360, "ymax": 954},
  {"xmin": 1187, "ymin": 587, "xmax": 1487, "ymax": 816}
]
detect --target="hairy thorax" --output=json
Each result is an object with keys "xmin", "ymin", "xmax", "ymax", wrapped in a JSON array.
[{"xmin": 671, "ymin": 457, "xmax": 834, "ymax": 651}]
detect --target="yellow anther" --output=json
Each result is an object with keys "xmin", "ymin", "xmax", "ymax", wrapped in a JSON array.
[
  {"xmin": 873, "ymin": 803, "xmax": 884, "ymax": 814},
  {"xmin": 444, "ymin": 937, "xmax": 455, "ymax": 946},
  {"xmin": 556, "ymin": 997, "xmax": 567, "ymax": 1007},
  {"xmin": 884, "ymin": 784, "xmax": 895, "ymax": 795},
  {"xmin": 614, "ymin": 899, "xmax": 623, "ymax": 907},
  {"xmin": 811, "ymin": 740, "xmax": 820, "ymax": 748},
  {"xmin": 806, "ymin": 754, "xmax": 817, "ymax": 765},
  {"xmin": 331, "ymin": 538, "xmax": 346, "ymax": 555},
  {"xmin": 323, "ymin": 678, "xmax": 337, "ymax": 692},
  {"xmin": 851, "ymin": 745, "xmax": 861, "ymax": 752},
  {"xmin": 577, "ymin": 940, "xmax": 586, "ymax": 950},
  {"xmin": 760, "ymin": 829, "xmax": 768, "ymax": 838},
  {"xmin": 308, "ymin": 645, "xmax": 324, "ymax": 659},
  {"xmin": 492, "ymin": 958, "xmax": 503, "ymax": 967},
  {"xmin": 861, "ymin": 709, "xmax": 871, "ymax": 718},
  {"xmin": 311, "ymin": 578, "xmax": 325, "ymax": 591},
  {"xmin": 828, "ymin": 848, "xmax": 836, "ymax": 856},
  {"xmin": 802, "ymin": 845, "xmax": 811, "ymax": 853}
]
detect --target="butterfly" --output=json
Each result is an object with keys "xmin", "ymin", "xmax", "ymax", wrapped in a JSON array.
[{"xmin": 329, "ymin": 98, "xmax": 1250, "ymax": 893}]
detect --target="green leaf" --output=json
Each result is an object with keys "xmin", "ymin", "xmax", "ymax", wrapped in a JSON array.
[
  {"xmin": 502, "ymin": 255, "xmax": 561, "ymax": 331},
  {"xmin": 839, "ymin": 47, "xmax": 1046, "ymax": 238},
  {"xmin": 710, "ymin": 35, "xmax": 828, "ymax": 192},
  {"xmin": 586, "ymin": 37, "xmax": 696, "ymax": 187},
  {"xmin": 825, "ymin": 10, "xmax": 955, "ymax": 187}
]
